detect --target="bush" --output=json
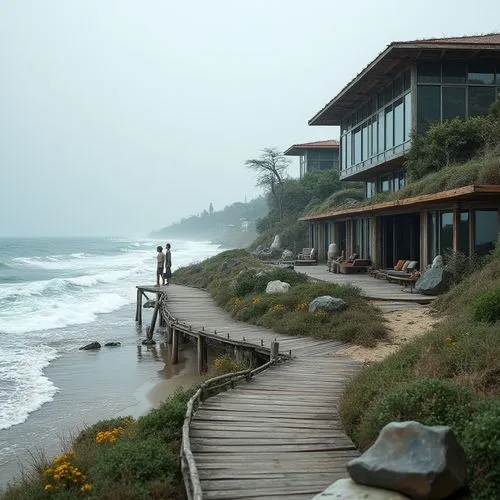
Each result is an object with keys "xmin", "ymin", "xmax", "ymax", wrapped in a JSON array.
[
  {"xmin": 443, "ymin": 249, "xmax": 484, "ymax": 286},
  {"xmin": 462, "ymin": 400, "xmax": 500, "ymax": 499},
  {"xmin": 472, "ymin": 287, "xmax": 500, "ymax": 324},
  {"xmin": 232, "ymin": 268, "xmax": 308, "ymax": 297},
  {"xmin": 357, "ymin": 378, "xmax": 476, "ymax": 449}
]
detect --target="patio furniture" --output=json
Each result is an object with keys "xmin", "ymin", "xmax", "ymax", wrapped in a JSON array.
[
  {"xmin": 295, "ymin": 248, "xmax": 317, "ymax": 265},
  {"xmin": 339, "ymin": 259, "xmax": 372, "ymax": 274}
]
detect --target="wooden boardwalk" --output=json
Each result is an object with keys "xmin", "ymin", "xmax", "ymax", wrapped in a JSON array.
[
  {"xmin": 164, "ymin": 285, "xmax": 361, "ymax": 499},
  {"xmin": 299, "ymin": 265, "xmax": 435, "ymax": 304}
]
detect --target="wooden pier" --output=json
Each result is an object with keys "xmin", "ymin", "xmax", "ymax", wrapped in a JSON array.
[{"xmin": 136, "ymin": 284, "xmax": 361, "ymax": 499}]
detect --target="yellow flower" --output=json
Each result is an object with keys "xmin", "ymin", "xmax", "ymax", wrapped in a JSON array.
[
  {"xmin": 44, "ymin": 484, "xmax": 54, "ymax": 492},
  {"xmin": 81, "ymin": 483, "xmax": 93, "ymax": 493}
]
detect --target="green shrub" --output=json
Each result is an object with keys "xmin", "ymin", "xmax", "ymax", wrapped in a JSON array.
[
  {"xmin": 357, "ymin": 378, "xmax": 476, "ymax": 449},
  {"xmin": 232, "ymin": 268, "xmax": 308, "ymax": 297},
  {"xmin": 472, "ymin": 287, "xmax": 500, "ymax": 324},
  {"xmin": 89, "ymin": 437, "xmax": 178, "ymax": 489},
  {"xmin": 73, "ymin": 416, "xmax": 134, "ymax": 447},
  {"xmin": 462, "ymin": 400, "xmax": 500, "ymax": 499}
]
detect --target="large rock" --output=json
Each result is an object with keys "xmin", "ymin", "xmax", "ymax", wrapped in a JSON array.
[
  {"xmin": 347, "ymin": 421, "xmax": 467, "ymax": 500},
  {"xmin": 327, "ymin": 243, "xmax": 339, "ymax": 262},
  {"xmin": 79, "ymin": 341, "xmax": 101, "ymax": 350},
  {"xmin": 312, "ymin": 478, "xmax": 409, "ymax": 499},
  {"xmin": 270, "ymin": 235, "xmax": 282, "ymax": 250},
  {"xmin": 432, "ymin": 255, "xmax": 444, "ymax": 268},
  {"xmin": 309, "ymin": 295, "xmax": 346, "ymax": 313},
  {"xmin": 415, "ymin": 267, "xmax": 451, "ymax": 295},
  {"xmin": 265, "ymin": 280, "xmax": 290, "ymax": 294}
]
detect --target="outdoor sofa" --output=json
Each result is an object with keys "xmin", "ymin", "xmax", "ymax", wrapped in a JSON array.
[{"xmin": 339, "ymin": 259, "xmax": 372, "ymax": 274}]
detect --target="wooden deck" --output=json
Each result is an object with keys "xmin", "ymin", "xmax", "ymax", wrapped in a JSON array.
[
  {"xmin": 298, "ymin": 265, "xmax": 435, "ymax": 304},
  {"xmin": 163, "ymin": 285, "xmax": 361, "ymax": 499}
]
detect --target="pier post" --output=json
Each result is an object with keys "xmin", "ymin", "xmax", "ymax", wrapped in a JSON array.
[
  {"xmin": 150, "ymin": 301, "xmax": 159, "ymax": 333},
  {"xmin": 135, "ymin": 288, "xmax": 142, "ymax": 324},
  {"xmin": 158, "ymin": 292, "xmax": 167, "ymax": 328},
  {"xmin": 172, "ymin": 328, "xmax": 179, "ymax": 364},
  {"xmin": 197, "ymin": 336, "xmax": 208, "ymax": 374},
  {"xmin": 270, "ymin": 341, "xmax": 279, "ymax": 361},
  {"xmin": 166, "ymin": 324, "xmax": 173, "ymax": 344}
]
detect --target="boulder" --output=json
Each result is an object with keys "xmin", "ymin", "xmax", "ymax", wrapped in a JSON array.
[
  {"xmin": 270, "ymin": 235, "xmax": 282, "ymax": 250},
  {"xmin": 432, "ymin": 255, "xmax": 444, "ymax": 268},
  {"xmin": 327, "ymin": 243, "xmax": 339, "ymax": 262},
  {"xmin": 312, "ymin": 478, "xmax": 409, "ymax": 499},
  {"xmin": 143, "ymin": 299, "xmax": 156, "ymax": 308},
  {"xmin": 265, "ymin": 280, "xmax": 291, "ymax": 294},
  {"xmin": 104, "ymin": 342, "xmax": 121, "ymax": 347},
  {"xmin": 415, "ymin": 267, "xmax": 451, "ymax": 295},
  {"xmin": 309, "ymin": 296, "xmax": 346, "ymax": 313},
  {"xmin": 347, "ymin": 421, "xmax": 467, "ymax": 500},
  {"xmin": 281, "ymin": 249, "xmax": 294, "ymax": 260},
  {"xmin": 79, "ymin": 341, "xmax": 101, "ymax": 350}
]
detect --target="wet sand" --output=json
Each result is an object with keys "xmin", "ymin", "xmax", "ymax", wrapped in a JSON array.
[{"xmin": 0, "ymin": 306, "xmax": 204, "ymax": 489}]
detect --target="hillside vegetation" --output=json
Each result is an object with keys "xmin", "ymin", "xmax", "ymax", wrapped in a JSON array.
[{"xmin": 173, "ymin": 249, "xmax": 387, "ymax": 346}]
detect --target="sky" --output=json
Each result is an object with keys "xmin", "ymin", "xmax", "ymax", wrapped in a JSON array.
[{"xmin": 0, "ymin": 1, "xmax": 499, "ymax": 237}]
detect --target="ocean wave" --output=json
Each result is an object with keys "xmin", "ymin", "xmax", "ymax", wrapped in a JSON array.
[{"xmin": 0, "ymin": 344, "xmax": 59, "ymax": 430}]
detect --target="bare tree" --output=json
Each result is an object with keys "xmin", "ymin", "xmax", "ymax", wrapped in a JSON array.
[{"xmin": 245, "ymin": 148, "xmax": 290, "ymax": 220}]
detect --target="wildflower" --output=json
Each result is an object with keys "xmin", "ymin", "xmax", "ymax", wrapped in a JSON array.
[
  {"xmin": 44, "ymin": 484, "xmax": 54, "ymax": 492},
  {"xmin": 81, "ymin": 483, "xmax": 93, "ymax": 493}
]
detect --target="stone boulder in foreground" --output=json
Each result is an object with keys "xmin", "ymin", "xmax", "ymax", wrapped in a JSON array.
[
  {"xmin": 309, "ymin": 295, "xmax": 346, "ymax": 313},
  {"xmin": 347, "ymin": 421, "xmax": 466, "ymax": 500},
  {"xmin": 312, "ymin": 478, "xmax": 409, "ymax": 499}
]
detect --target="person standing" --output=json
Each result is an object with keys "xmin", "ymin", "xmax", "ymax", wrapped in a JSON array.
[
  {"xmin": 156, "ymin": 246, "xmax": 165, "ymax": 286},
  {"xmin": 164, "ymin": 243, "xmax": 172, "ymax": 285}
]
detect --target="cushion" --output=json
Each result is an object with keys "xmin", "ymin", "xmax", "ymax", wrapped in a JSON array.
[
  {"xmin": 407, "ymin": 260, "xmax": 418, "ymax": 271},
  {"xmin": 394, "ymin": 259, "xmax": 406, "ymax": 271},
  {"xmin": 401, "ymin": 260, "xmax": 411, "ymax": 272}
]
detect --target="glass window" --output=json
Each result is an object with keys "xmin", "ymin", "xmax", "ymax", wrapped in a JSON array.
[
  {"xmin": 497, "ymin": 64, "xmax": 500, "ymax": 85},
  {"xmin": 459, "ymin": 211, "xmax": 470, "ymax": 255},
  {"xmin": 442, "ymin": 61, "xmax": 466, "ymax": 84},
  {"xmin": 442, "ymin": 86, "xmax": 466, "ymax": 121},
  {"xmin": 371, "ymin": 116, "xmax": 378, "ymax": 155},
  {"xmin": 378, "ymin": 110, "xmax": 385, "ymax": 153},
  {"xmin": 394, "ymin": 75, "xmax": 403, "ymax": 97},
  {"xmin": 417, "ymin": 61, "xmax": 441, "ymax": 83},
  {"xmin": 366, "ymin": 180, "xmax": 376, "ymax": 199},
  {"xmin": 362, "ymin": 124, "xmax": 369, "ymax": 161},
  {"xmin": 428, "ymin": 212, "xmax": 438, "ymax": 260},
  {"xmin": 440, "ymin": 211, "xmax": 453, "ymax": 253},
  {"xmin": 381, "ymin": 175, "xmax": 392, "ymax": 193},
  {"xmin": 403, "ymin": 70, "xmax": 411, "ymax": 91},
  {"xmin": 468, "ymin": 86, "xmax": 496, "ymax": 116},
  {"xmin": 385, "ymin": 106, "xmax": 393, "ymax": 150},
  {"xmin": 468, "ymin": 61, "xmax": 495, "ymax": 85},
  {"xmin": 475, "ymin": 209, "xmax": 498, "ymax": 256},
  {"xmin": 417, "ymin": 85, "xmax": 441, "ymax": 132},
  {"xmin": 394, "ymin": 171, "xmax": 406, "ymax": 191},
  {"xmin": 341, "ymin": 136, "xmax": 346, "ymax": 170},
  {"xmin": 394, "ymin": 98, "xmax": 404, "ymax": 146},
  {"xmin": 385, "ymin": 82, "xmax": 393, "ymax": 103},
  {"xmin": 346, "ymin": 132, "xmax": 352, "ymax": 168},
  {"xmin": 404, "ymin": 92, "xmax": 412, "ymax": 142},
  {"xmin": 354, "ymin": 128, "xmax": 362, "ymax": 165}
]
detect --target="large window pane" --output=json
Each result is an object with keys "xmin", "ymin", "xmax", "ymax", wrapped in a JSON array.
[
  {"xmin": 362, "ymin": 124, "xmax": 369, "ymax": 161},
  {"xmin": 468, "ymin": 61, "xmax": 495, "ymax": 85},
  {"xmin": 428, "ymin": 212, "xmax": 438, "ymax": 260},
  {"xmin": 378, "ymin": 110, "xmax": 385, "ymax": 152},
  {"xmin": 385, "ymin": 107, "xmax": 393, "ymax": 150},
  {"xmin": 394, "ymin": 98, "xmax": 404, "ymax": 146},
  {"xmin": 354, "ymin": 128, "xmax": 362, "ymax": 165},
  {"xmin": 468, "ymin": 86, "xmax": 496, "ymax": 116},
  {"xmin": 459, "ymin": 211, "xmax": 470, "ymax": 255},
  {"xmin": 341, "ymin": 136, "xmax": 346, "ymax": 170},
  {"xmin": 442, "ymin": 61, "xmax": 466, "ymax": 84},
  {"xmin": 404, "ymin": 92, "xmax": 412, "ymax": 142},
  {"xmin": 381, "ymin": 175, "xmax": 392, "ymax": 193},
  {"xmin": 440, "ymin": 211, "xmax": 453, "ymax": 253},
  {"xmin": 346, "ymin": 132, "xmax": 352, "ymax": 168},
  {"xmin": 372, "ymin": 117, "xmax": 378, "ymax": 155},
  {"xmin": 417, "ymin": 85, "xmax": 441, "ymax": 132},
  {"xmin": 417, "ymin": 61, "xmax": 441, "ymax": 83},
  {"xmin": 442, "ymin": 86, "xmax": 466, "ymax": 121},
  {"xmin": 366, "ymin": 180, "xmax": 376, "ymax": 199},
  {"xmin": 497, "ymin": 64, "xmax": 500, "ymax": 85},
  {"xmin": 475, "ymin": 209, "xmax": 499, "ymax": 256}
]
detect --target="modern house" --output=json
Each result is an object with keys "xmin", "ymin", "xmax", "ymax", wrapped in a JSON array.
[
  {"xmin": 302, "ymin": 34, "xmax": 500, "ymax": 266},
  {"xmin": 284, "ymin": 140, "xmax": 340, "ymax": 178}
]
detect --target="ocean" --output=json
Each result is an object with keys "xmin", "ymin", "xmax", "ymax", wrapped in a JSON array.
[{"xmin": 0, "ymin": 237, "xmax": 222, "ymax": 486}]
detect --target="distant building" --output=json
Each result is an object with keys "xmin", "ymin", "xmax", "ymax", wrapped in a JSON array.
[
  {"xmin": 302, "ymin": 34, "xmax": 500, "ymax": 266},
  {"xmin": 284, "ymin": 140, "xmax": 340, "ymax": 178}
]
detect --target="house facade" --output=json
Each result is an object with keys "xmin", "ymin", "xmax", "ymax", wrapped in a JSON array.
[
  {"xmin": 284, "ymin": 140, "xmax": 340, "ymax": 178},
  {"xmin": 303, "ymin": 34, "xmax": 500, "ymax": 266}
]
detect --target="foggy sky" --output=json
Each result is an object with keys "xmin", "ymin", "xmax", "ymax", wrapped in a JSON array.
[{"xmin": 1, "ymin": 1, "xmax": 499, "ymax": 237}]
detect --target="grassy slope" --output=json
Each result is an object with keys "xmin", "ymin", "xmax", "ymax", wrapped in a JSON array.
[
  {"xmin": 173, "ymin": 249, "xmax": 387, "ymax": 347},
  {"xmin": 340, "ymin": 248, "xmax": 500, "ymax": 498}
]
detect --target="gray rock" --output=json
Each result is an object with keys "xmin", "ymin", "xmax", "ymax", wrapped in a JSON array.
[
  {"xmin": 309, "ymin": 296, "xmax": 346, "ymax": 313},
  {"xmin": 143, "ymin": 299, "xmax": 156, "ymax": 308},
  {"xmin": 327, "ymin": 243, "xmax": 339, "ymax": 262},
  {"xmin": 270, "ymin": 235, "xmax": 282, "ymax": 250},
  {"xmin": 347, "ymin": 421, "xmax": 467, "ymax": 500},
  {"xmin": 104, "ymin": 342, "xmax": 121, "ymax": 347},
  {"xmin": 265, "ymin": 280, "xmax": 291, "ymax": 294},
  {"xmin": 312, "ymin": 478, "xmax": 409, "ymax": 499},
  {"xmin": 79, "ymin": 341, "xmax": 101, "ymax": 350},
  {"xmin": 415, "ymin": 267, "xmax": 451, "ymax": 295}
]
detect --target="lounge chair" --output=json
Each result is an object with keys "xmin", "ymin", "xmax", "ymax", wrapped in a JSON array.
[
  {"xmin": 295, "ymin": 248, "xmax": 317, "ymax": 265},
  {"xmin": 374, "ymin": 260, "xmax": 419, "ymax": 279},
  {"xmin": 339, "ymin": 259, "xmax": 371, "ymax": 274}
]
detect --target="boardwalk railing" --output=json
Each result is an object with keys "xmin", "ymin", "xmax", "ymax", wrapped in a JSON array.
[{"xmin": 180, "ymin": 359, "xmax": 280, "ymax": 500}]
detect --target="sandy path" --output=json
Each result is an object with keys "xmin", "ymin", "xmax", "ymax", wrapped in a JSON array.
[{"xmin": 338, "ymin": 305, "xmax": 438, "ymax": 364}]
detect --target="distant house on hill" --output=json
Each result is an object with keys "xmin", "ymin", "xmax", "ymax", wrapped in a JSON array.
[
  {"xmin": 301, "ymin": 33, "xmax": 500, "ymax": 266},
  {"xmin": 284, "ymin": 140, "xmax": 340, "ymax": 178}
]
